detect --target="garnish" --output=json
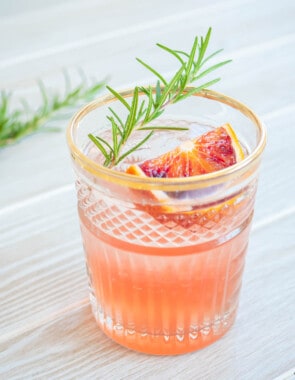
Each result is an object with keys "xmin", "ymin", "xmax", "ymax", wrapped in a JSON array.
[
  {"xmin": 89, "ymin": 27, "xmax": 231, "ymax": 168},
  {"xmin": 0, "ymin": 72, "xmax": 105, "ymax": 147},
  {"xmin": 127, "ymin": 123, "xmax": 244, "ymax": 179},
  {"xmin": 126, "ymin": 123, "xmax": 245, "ymax": 227}
]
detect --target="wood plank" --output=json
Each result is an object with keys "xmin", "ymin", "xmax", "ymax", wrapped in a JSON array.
[
  {"xmin": 1, "ymin": 1, "xmax": 294, "ymax": 378},
  {"xmin": 1, "ymin": 94, "xmax": 294, "ymax": 219},
  {"xmin": 0, "ymin": 213, "xmax": 294, "ymax": 379},
  {"xmin": 0, "ymin": 0, "xmax": 246, "ymax": 71},
  {"xmin": 0, "ymin": 0, "xmax": 74, "ymax": 18},
  {"xmin": 0, "ymin": 135, "xmax": 294, "ymax": 348},
  {"xmin": 1, "ymin": 0, "xmax": 294, "ymax": 207},
  {"xmin": 0, "ymin": 0, "xmax": 293, "ymax": 86},
  {"xmin": 0, "ymin": 3, "xmax": 294, "ymax": 207},
  {"xmin": 1, "ymin": 44, "xmax": 294, "ymax": 208},
  {"xmin": 252, "ymin": 107, "xmax": 295, "ymax": 224}
]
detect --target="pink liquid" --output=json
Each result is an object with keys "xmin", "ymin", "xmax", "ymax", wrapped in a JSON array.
[{"xmin": 79, "ymin": 194, "xmax": 253, "ymax": 354}]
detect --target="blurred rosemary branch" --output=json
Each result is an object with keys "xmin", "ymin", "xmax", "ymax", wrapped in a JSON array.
[{"xmin": 0, "ymin": 71, "xmax": 105, "ymax": 147}]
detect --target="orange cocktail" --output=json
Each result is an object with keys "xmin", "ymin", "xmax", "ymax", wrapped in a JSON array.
[{"xmin": 67, "ymin": 88, "xmax": 266, "ymax": 354}]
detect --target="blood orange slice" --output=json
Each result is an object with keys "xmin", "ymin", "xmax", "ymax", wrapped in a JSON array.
[
  {"xmin": 127, "ymin": 123, "xmax": 244, "ymax": 179},
  {"xmin": 126, "ymin": 123, "xmax": 246, "ymax": 227}
]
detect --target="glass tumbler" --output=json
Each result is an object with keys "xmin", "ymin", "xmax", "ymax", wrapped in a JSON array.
[{"xmin": 67, "ymin": 88, "xmax": 266, "ymax": 355}]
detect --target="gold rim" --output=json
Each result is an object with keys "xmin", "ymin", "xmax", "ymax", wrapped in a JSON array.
[{"xmin": 66, "ymin": 88, "xmax": 267, "ymax": 191}]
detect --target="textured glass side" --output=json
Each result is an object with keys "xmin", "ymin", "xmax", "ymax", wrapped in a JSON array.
[{"xmin": 76, "ymin": 174, "xmax": 256, "ymax": 354}]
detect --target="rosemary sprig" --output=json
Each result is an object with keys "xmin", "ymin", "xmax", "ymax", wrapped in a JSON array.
[
  {"xmin": 89, "ymin": 27, "xmax": 231, "ymax": 167},
  {"xmin": 0, "ymin": 72, "xmax": 105, "ymax": 147}
]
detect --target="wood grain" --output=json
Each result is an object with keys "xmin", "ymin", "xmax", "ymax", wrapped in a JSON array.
[
  {"xmin": 0, "ymin": 215, "xmax": 294, "ymax": 379},
  {"xmin": 0, "ymin": 0, "xmax": 294, "ymax": 378}
]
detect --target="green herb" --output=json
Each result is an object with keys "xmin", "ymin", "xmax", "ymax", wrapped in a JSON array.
[
  {"xmin": 0, "ymin": 72, "xmax": 105, "ymax": 147},
  {"xmin": 89, "ymin": 27, "xmax": 231, "ymax": 168}
]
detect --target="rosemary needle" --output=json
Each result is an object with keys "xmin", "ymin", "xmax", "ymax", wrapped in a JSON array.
[
  {"xmin": 0, "ymin": 72, "xmax": 106, "ymax": 147},
  {"xmin": 89, "ymin": 27, "xmax": 231, "ymax": 168}
]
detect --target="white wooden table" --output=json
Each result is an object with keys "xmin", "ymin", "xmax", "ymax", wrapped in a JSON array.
[{"xmin": 1, "ymin": 1, "xmax": 294, "ymax": 379}]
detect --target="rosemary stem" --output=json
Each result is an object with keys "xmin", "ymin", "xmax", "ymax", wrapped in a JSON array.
[{"xmin": 88, "ymin": 27, "xmax": 230, "ymax": 167}]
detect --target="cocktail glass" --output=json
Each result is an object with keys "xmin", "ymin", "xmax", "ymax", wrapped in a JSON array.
[{"xmin": 67, "ymin": 88, "xmax": 266, "ymax": 354}]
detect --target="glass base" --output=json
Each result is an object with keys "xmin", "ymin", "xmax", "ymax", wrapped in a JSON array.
[{"xmin": 90, "ymin": 293, "xmax": 237, "ymax": 355}]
